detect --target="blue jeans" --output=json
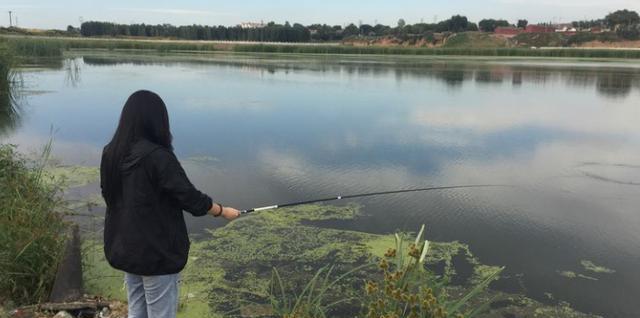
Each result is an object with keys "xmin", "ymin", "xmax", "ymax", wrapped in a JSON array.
[{"xmin": 125, "ymin": 272, "xmax": 179, "ymax": 318}]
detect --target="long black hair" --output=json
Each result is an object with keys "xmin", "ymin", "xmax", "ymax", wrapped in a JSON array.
[{"xmin": 102, "ymin": 90, "xmax": 173, "ymax": 204}]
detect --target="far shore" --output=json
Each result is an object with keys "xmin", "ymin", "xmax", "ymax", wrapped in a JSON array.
[{"xmin": 4, "ymin": 34, "xmax": 640, "ymax": 59}]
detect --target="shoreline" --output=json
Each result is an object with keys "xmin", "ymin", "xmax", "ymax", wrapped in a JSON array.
[{"xmin": 4, "ymin": 34, "xmax": 640, "ymax": 60}]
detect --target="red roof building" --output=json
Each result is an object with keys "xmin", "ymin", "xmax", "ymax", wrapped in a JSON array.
[
  {"xmin": 590, "ymin": 27, "xmax": 603, "ymax": 33},
  {"xmin": 525, "ymin": 25, "xmax": 555, "ymax": 33},
  {"xmin": 495, "ymin": 27, "xmax": 522, "ymax": 36}
]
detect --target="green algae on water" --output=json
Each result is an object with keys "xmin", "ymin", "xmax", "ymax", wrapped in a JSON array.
[
  {"xmin": 81, "ymin": 204, "xmax": 598, "ymax": 317},
  {"xmin": 557, "ymin": 270, "xmax": 598, "ymax": 281},
  {"xmin": 67, "ymin": 192, "xmax": 105, "ymax": 210},
  {"xmin": 44, "ymin": 165, "xmax": 99, "ymax": 188},
  {"xmin": 581, "ymin": 260, "xmax": 615, "ymax": 274}
]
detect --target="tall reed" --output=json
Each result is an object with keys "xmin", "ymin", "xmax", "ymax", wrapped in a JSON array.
[
  {"xmin": 364, "ymin": 225, "xmax": 503, "ymax": 318},
  {"xmin": 4, "ymin": 36, "xmax": 640, "ymax": 59},
  {"xmin": 234, "ymin": 44, "xmax": 640, "ymax": 59},
  {"xmin": 0, "ymin": 40, "xmax": 20, "ymax": 134},
  {"xmin": 0, "ymin": 141, "xmax": 67, "ymax": 305}
]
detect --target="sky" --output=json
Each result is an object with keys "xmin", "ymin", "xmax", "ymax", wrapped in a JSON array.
[{"xmin": 1, "ymin": 0, "xmax": 639, "ymax": 30}]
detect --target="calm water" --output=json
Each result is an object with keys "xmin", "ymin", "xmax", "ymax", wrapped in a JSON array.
[{"xmin": 3, "ymin": 52, "xmax": 640, "ymax": 317}]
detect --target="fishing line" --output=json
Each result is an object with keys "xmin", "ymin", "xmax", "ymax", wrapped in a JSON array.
[{"xmin": 240, "ymin": 184, "xmax": 508, "ymax": 215}]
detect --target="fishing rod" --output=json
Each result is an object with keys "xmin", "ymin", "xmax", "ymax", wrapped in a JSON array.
[{"xmin": 240, "ymin": 184, "xmax": 507, "ymax": 215}]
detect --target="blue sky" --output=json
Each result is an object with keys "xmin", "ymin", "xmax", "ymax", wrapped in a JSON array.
[{"xmin": 1, "ymin": 0, "xmax": 639, "ymax": 29}]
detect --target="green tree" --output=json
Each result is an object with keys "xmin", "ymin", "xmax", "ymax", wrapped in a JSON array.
[
  {"xmin": 467, "ymin": 22, "xmax": 479, "ymax": 31},
  {"xmin": 479, "ymin": 19, "xmax": 510, "ymax": 32},
  {"xmin": 359, "ymin": 24, "xmax": 374, "ymax": 36},
  {"xmin": 447, "ymin": 15, "xmax": 470, "ymax": 32},
  {"xmin": 397, "ymin": 18, "xmax": 406, "ymax": 28},
  {"xmin": 605, "ymin": 9, "xmax": 640, "ymax": 28},
  {"xmin": 373, "ymin": 24, "xmax": 391, "ymax": 36},
  {"xmin": 517, "ymin": 19, "xmax": 528, "ymax": 29},
  {"xmin": 343, "ymin": 23, "xmax": 360, "ymax": 37}
]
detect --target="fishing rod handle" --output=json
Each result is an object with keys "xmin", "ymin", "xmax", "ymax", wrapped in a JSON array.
[{"xmin": 241, "ymin": 205, "xmax": 279, "ymax": 214}]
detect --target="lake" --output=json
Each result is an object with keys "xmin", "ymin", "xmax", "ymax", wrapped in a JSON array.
[{"xmin": 3, "ymin": 52, "xmax": 640, "ymax": 317}]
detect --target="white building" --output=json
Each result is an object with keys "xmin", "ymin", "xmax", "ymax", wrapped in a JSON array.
[{"xmin": 239, "ymin": 22, "xmax": 266, "ymax": 29}]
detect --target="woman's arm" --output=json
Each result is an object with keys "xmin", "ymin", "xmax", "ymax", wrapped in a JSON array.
[
  {"xmin": 151, "ymin": 148, "xmax": 240, "ymax": 220},
  {"xmin": 208, "ymin": 204, "xmax": 240, "ymax": 220}
]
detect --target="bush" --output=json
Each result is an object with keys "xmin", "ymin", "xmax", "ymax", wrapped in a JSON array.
[
  {"xmin": 567, "ymin": 32, "xmax": 597, "ymax": 45},
  {"xmin": 617, "ymin": 26, "xmax": 640, "ymax": 40},
  {"xmin": 0, "ymin": 143, "xmax": 67, "ymax": 305}
]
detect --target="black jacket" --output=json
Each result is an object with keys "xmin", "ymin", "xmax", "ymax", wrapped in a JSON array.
[{"xmin": 100, "ymin": 139, "xmax": 212, "ymax": 275}]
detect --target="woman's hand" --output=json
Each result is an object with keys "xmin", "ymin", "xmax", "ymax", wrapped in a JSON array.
[
  {"xmin": 208, "ymin": 204, "xmax": 241, "ymax": 221},
  {"xmin": 221, "ymin": 207, "xmax": 241, "ymax": 221}
]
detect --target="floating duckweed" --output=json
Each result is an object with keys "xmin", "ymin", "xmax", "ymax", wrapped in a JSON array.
[
  {"xmin": 67, "ymin": 193, "xmax": 105, "ymax": 210},
  {"xmin": 470, "ymin": 264, "xmax": 503, "ymax": 285},
  {"xmin": 82, "ymin": 204, "xmax": 598, "ymax": 317},
  {"xmin": 557, "ymin": 270, "xmax": 598, "ymax": 281},
  {"xmin": 559, "ymin": 271, "xmax": 578, "ymax": 279},
  {"xmin": 580, "ymin": 260, "xmax": 615, "ymax": 274},
  {"xmin": 45, "ymin": 165, "xmax": 99, "ymax": 188},
  {"xmin": 185, "ymin": 155, "xmax": 220, "ymax": 164}
]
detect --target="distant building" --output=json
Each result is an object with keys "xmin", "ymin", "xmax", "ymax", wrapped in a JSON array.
[
  {"xmin": 554, "ymin": 24, "xmax": 577, "ymax": 34},
  {"xmin": 239, "ymin": 22, "xmax": 265, "ymax": 29},
  {"xmin": 590, "ymin": 27, "xmax": 603, "ymax": 33},
  {"xmin": 525, "ymin": 25, "xmax": 556, "ymax": 33},
  {"xmin": 495, "ymin": 27, "xmax": 522, "ymax": 36}
]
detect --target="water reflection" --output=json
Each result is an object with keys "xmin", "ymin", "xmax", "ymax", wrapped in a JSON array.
[
  {"xmin": 64, "ymin": 58, "xmax": 82, "ymax": 87},
  {"xmin": 5, "ymin": 53, "xmax": 640, "ymax": 317},
  {"xmin": 0, "ymin": 71, "xmax": 21, "ymax": 135},
  {"xmin": 597, "ymin": 73, "xmax": 633, "ymax": 98},
  {"xmin": 79, "ymin": 54, "xmax": 640, "ymax": 98}
]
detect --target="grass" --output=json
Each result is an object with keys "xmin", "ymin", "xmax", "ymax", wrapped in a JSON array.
[
  {"xmin": 234, "ymin": 44, "xmax": 640, "ymax": 58},
  {"xmin": 0, "ymin": 142, "xmax": 68, "ymax": 306},
  {"xmin": 268, "ymin": 225, "xmax": 503, "ymax": 318},
  {"xmin": 3, "ymin": 35, "xmax": 640, "ymax": 59},
  {"xmin": 512, "ymin": 32, "xmax": 566, "ymax": 48},
  {"xmin": 269, "ymin": 264, "xmax": 372, "ymax": 318},
  {"xmin": 443, "ymin": 32, "xmax": 508, "ymax": 49}
]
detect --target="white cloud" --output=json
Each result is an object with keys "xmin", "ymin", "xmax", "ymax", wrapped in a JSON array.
[{"xmin": 410, "ymin": 94, "xmax": 640, "ymax": 136}]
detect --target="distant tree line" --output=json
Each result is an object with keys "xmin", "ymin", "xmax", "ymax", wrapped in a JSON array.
[
  {"xmin": 80, "ymin": 21, "xmax": 311, "ymax": 42},
  {"xmin": 77, "ymin": 9, "xmax": 640, "ymax": 42},
  {"xmin": 79, "ymin": 15, "xmax": 479, "ymax": 42},
  {"xmin": 571, "ymin": 9, "xmax": 640, "ymax": 40}
]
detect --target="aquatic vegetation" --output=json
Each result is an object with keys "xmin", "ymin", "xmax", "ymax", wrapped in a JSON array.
[
  {"xmin": 363, "ymin": 226, "xmax": 503, "ymax": 318},
  {"xmin": 82, "ymin": 240, "xmax": 126, "ymax": 300},
  {"xmin": 558, "ymin": 271, "xmax": 578, "ymax": 279},
  {"xmin": 557, "ymin": 271, "xmax": 598, "ymax": 281},
  {"xmin": 0, "ymin": 39, "xmax": 22, "ymax": 134},
  {"xmin": 44, "ymin": 165, "xmax": 100, "ymax": 189},
  {"xmin": 186, "ymin": 155, "xmax": 220, "ymax": 164},
  {"xmin": 5, "ymin": 37, "xmax": 64, "ymax": 58},
  {"xmin": 580, "ymin": 260, "xmax": 615, "ymax": 274},
  {"xmin": 66, "ymin": 193, "xmax": 105, "ymax": 210},
  {"xmin": 3, "ymin": 36, "xmax": 640, "ymax": 59},
  {"xmin": 0, "ymin": 143, "xmax": 67, "ymax": 305},
  {"xmin": 269, "ymin": 264, "xmax": 371, "ymax": 318},
  {"xmin": 82, "ymin": 204, "xmax": 597, "ymax": 317},
  {"xmin": 556, "ymin": 260, "xmax": 615, "ymax": 282},
  {"xmin": 483, "ymin": 296, "xmax": 600, "ymax": 318},
  {"xmin": 233, "ymin": 44, "xmax": 640, "ymax": 59}
]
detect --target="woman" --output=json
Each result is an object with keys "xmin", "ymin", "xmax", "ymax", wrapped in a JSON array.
[{"xmin": 100, "ymin": 90, "xmax": 240, "ymax": 318}]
